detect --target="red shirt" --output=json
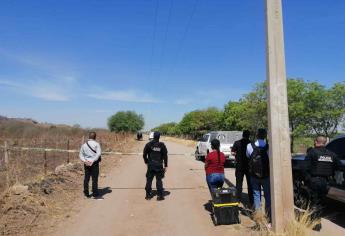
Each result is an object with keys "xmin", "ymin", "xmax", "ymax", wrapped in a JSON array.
[{"xmin": 205, "ymin": 151, "xmax": 226, "ymax": 175}]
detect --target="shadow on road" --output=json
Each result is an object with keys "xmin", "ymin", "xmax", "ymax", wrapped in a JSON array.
[
  {"xmin": 98, "ymin": 187, "xmax": 113, "ymax": 198},
  {"xmin": 321, "ymin": 197, "xmax": 345, "ymax": 228},
  {"xmin": 203, "ymin": 200, "xmax": 217, "ymax": 226}
]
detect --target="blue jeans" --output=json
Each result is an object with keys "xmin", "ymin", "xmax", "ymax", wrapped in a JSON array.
[
  {"xmin": 251, "ymin": 176, "xmax": 271, "ymax": 215},
  {"xmin": 206, "ymin": 173, "xmax": 225, "ymax": 192}
]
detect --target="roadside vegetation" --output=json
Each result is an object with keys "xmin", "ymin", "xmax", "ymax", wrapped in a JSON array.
[
  {"xmin": 153, "ymin": 79, "xmax": 345, "ymax": 153},
  {"xmin": 108, "ymin": 110, "xmax": 144, "ymax": 132}
]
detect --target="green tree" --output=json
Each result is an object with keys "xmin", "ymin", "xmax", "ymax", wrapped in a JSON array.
[
  {"xmin": 153, "ymin": 122, "xmax": 178, "ymax": 135},
  {"xmin": 107, "ymin": 111, "xmax": 145, "ymax": 132},
  {"xmin": 304, "ymin": 82, "xmax": 345, "ymax": 137},
  {"xmin": 178, "ymin": 107, "xmax": 223, "ymax": 138},
  {"xmin": 287, "ymin": 79, "xmax": 309, "ymax": 151},
  {"xmin": 223, "ymin": 82, "xmax": 267, "ymax": 133}
]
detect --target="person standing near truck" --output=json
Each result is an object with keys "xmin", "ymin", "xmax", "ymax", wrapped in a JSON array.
[
  {"xmin": 305, "ymin": 136, "xmax": 340, "ymax": 230},
  {"xmin": 143, "ymin": 132, "xmax": 168, "ymax": 201},
  {"xmin": 231, "ymin": 130, "xmax": 253, "ymax": 207},
  {"xmin": 246, "ymin": 128, "xmax": 271, "ymax": 220},
  {"xmin": 205, "ymin": 139, "xmax": 226, "ymax": 192}
]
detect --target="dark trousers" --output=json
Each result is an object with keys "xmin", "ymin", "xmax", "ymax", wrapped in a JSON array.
[
  {"xmin": 145, "ymin": 166, "xmax": 164, "ymax": 197},
  {"xmin": 308, "ymin": 176, "xmax": 329, "ymax": 222},
  {"xmin": 84, "ymin": 162, "xmax": 99, "ymax": 195},
  {"xmin": 235, "ymin": 168, "xmax": 254, "ymax": 206}
]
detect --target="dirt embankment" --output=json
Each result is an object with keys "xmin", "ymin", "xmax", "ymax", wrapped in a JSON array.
[{"xmin": 0, "ymin": 138, "xmax": 136, "ymax": 236}]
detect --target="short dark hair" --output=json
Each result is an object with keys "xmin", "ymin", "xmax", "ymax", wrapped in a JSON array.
[
  {"xmin": 89, "ymin": 131, "xmax": 97, "ymax": 140},
  {"xmin": 315, "ymin": 136, "xmax": 327, "ymax": 146},
  {"xmin": 154, "ymin": 131, "xmax": 161, "ymax": 140},
  {"xmin": 243, "ymin": 130, "xmax": 250, "ymax": 138},
  {"xmin": 257, "ymin": 128, "xmax": 267, "ymax": 139}
]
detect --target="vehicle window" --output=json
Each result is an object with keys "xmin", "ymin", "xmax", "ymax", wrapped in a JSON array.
[
  {"xmin": 218, "ymin": 134, "xmax": 226, "ymax": 143},
  {"xmin": 210, "ymin": 133, "xmax": 217, "ymax": 140},
  {"xmin": 217, "ymin": 132, "xmax": 242, "ymax": 144},
  {"xmin": 203, "ymin": 135, "xmax": 210, "ymax": 142}
]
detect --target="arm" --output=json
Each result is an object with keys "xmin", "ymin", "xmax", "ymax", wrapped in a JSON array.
[
  {"xmin": 205, "ymin": 153, "xmax": 210, "ymax": 169},
  {"xmin": 246, "ymin": 143, "xmax": 252, "ymax": 158},
  {"xmin": 231, "ymin": 141, "xmax": 238, "ymax": 157},
  {"xmin": 79, "ymin": 145, "xmax": 86, "ymax": 162},
  {"xmin": 143, "ymin": 144, "xmax": 150, "ymax": 164},
  {"xmin": 92, "ymin": 142, "xmax": 102, "ymax": 162},
  {"xmin": 162, "ymin": 144, "xmax": 168, "ymax": 168}
]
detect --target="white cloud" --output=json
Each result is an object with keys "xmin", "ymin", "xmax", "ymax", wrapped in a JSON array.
[
  {"xmin": 89, "ymin": 89, "xmax": 160, "ymax": 103},
  {"xmin": 0, "ymin": 78, "xmax": 71, "ymax": 101}
]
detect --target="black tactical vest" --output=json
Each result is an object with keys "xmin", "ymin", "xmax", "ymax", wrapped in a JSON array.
[
  {"xmin": 148, "ymin": 142, "xmax": 163, "ymax": 165},
  {"xmin": 310, "ymin": 147, "xmax": 335, "ymax": 177}
]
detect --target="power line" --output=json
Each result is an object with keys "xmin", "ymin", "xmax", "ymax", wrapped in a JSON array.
[
  {"xmin": 169, "ymin": 0, "xmax": 200, "ymax": 75},
  {"xmin": 156, "ymin": 0, "xmax": 174, "ymax": 81},
  {"xmin": 147, "ymin": 0, "xmax": 160, "ymax": 82}
]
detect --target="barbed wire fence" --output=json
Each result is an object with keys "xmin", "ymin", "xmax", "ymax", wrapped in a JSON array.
[
  {"xmin": 0, "ymin": 133, "xmax": 137, "ymax": 194},
  {"xmin": 0, "ymin": 135, "xmax": 197, "ymax": 194}
]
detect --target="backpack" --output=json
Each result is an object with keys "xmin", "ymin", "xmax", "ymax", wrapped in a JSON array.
[{"xmin": 249, "ymin": 143, "xmax": 269, "ymax": 179}]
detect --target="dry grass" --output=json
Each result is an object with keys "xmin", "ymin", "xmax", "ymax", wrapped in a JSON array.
[
  {"xmin": 162, "ymin": 136, "xmax": 197, "ymax": 148},
  {"xmin": 0, "ymin": 119, "xmax": 136, "ymax": 194},
  {"xmin": 251, "ymin": 206, "xmax": 320, "ymax": 236}
]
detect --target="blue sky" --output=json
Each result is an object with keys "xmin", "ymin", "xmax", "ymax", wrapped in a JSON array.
[{"xmin": 0, "ymin": 0, "xmax": 344, "ymax": 129}]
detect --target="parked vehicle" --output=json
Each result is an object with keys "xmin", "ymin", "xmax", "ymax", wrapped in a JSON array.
[
  {"xmin": 137, "ymin": 131, "xmax": 143, "ymax": 141},
  {"xmin": 292, "ymin": 135, "xmax": 345, "ymax": 206},
  {"xmin": 149, "ymin": 131, "xmax": 155, "ymax": 140},
  {"xmin": 195, "ymin": 131, "xmax": 242, "ymax": 163}
]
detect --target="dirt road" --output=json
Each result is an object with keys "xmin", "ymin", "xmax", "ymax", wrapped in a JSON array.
[{"xmin": 53, "ymin": 139, "xmax": 345, "ymax": 236}]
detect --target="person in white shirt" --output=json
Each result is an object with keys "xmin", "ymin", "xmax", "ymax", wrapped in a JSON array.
[
  {"xmin": 79, "ymin": 131, "xmax": 102, "ymax": 198},
  {"xmin": 246, "ymin": 128, "xmax": 271, "ymax": 223}
]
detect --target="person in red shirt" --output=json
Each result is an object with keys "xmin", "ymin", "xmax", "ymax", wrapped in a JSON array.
[{"xmin": 205, "ymin": 139, "xmax": 226, "ymax": 192}]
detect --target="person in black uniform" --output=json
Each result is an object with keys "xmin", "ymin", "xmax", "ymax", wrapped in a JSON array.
[
  {"xmin": 231, "ymin": 130, "xmax": 253, "ymax": 207},
  {"xmin": 143, "ymin": 132, "xmax": 168, "ymax": 201},
  {"xmin": 305, "ymin": 136, "xmax": 340, "ymax": 230}
]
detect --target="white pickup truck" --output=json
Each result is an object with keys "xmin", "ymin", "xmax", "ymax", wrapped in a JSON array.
[{"xmin": 195, "ymin": 131, "xmax": 242, "ymax": 163}]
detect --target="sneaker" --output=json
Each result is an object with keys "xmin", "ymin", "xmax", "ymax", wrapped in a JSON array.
[{"xmin": 157, "ymin": 196, "xmax": 165, "ymax": 201}]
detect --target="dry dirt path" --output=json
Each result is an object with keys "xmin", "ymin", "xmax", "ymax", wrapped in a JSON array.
[{"xmin": 52, "ymin": 139, "xmax": 345, "ymax": 236}]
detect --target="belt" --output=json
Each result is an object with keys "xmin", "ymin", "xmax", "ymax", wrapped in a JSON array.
[{"xmin": 213, "ymin": 202, "xmax": 239, "ymax": 207}]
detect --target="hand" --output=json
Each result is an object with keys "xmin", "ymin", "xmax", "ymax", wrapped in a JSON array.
[{"xmin": 86, "ymin": 161, "xmax": 93, "ymax": 166}]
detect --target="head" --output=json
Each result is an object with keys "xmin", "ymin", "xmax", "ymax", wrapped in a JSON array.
[
  {"xmin": 256, "ymin": 128, "xmax": 267, "ymax": 140},
  {"xmin": 314, "ymin": 136, "xmax": 327, "ymax": 147},
  {"xmin": 243, "ymin": 130, "xmax": 251, "ymax": 139},
  {"xmin": 211, "ymin": 139, "xmax": 220, "ymax": 151},
  {"xmin": 89, "ymin": 131, "xmax": 97, "ymax": 140},
  {"xmin": 153, "ymin": 131, "xmax": 161, "ymax": 141}
]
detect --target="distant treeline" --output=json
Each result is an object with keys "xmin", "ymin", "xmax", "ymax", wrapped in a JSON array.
[{"xmin": 152, "ymin": 79, "xmax": 345, "ymax": 152}]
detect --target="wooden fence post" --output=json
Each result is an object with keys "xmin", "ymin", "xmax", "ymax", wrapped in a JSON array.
[
  {"xmin": 66, "ymin": 139, "xmax": 70, "ymax": 163},
  {"xmin": 43, "ymin": 140, "xmax": 47, "ymax": 176},
  {"xmin": 4, "ymin": 141, "xmax": 10, "ymax": 189}
]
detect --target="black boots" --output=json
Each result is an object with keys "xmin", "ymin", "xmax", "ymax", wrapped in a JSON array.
[
  {"xmin": 145, "ymin": 192, "xmax": 154, "ymax": 200},
  {"xmin": 157, "ymin": 195, "xmax": 165, "ymax": 201}
]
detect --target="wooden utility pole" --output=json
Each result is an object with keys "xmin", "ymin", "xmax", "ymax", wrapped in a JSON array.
[
  {"xmin": 4, "ymin": 141, "xmax": 10, "ymax": 189},
  {"xmin": 265, "ymin": 0, "xmax": 294, "ymax": 233}
]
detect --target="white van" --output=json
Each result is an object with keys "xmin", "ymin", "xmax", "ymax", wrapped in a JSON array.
[
  {"xmin": 149, "ymin": 131, "xmax": 155, "ymax": 140},
  {"xmin": 195, "ymin": 131, "xmax": 242, "ymax": 162}
]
